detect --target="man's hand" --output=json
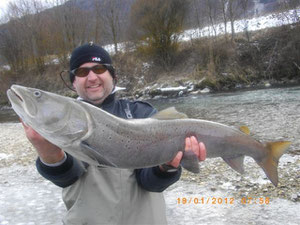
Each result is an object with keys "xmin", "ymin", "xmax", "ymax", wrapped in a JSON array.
[
  {"xmin": 160, "ymin": 136, "xmax": 206, "ymax": 171},
  {"xmin": 21, "ymin": 119, "xmax": 65, "ymax": 164}
]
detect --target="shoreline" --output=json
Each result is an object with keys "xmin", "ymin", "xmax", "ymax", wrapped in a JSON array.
[
  {"xmin": 1, "ymin": 80, "xmax": 300, "ymax": 108},
  {"xmin": 128, "ymin": 79, "xmax": 300, "ymax": 100}
]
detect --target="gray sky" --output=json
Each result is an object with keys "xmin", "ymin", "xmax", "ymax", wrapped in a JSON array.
[
  {"xmin": 0, "ymin": 0, "xmax": 59, "ymax": 21},
  {"xmin": 0, "ymin": 0, "xmax": 9, "ymax": 13}
]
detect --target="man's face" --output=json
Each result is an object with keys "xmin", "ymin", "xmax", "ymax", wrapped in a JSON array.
[{"xmin": 73, "ymin": 62, "xmax": 114, "ymax": 105}]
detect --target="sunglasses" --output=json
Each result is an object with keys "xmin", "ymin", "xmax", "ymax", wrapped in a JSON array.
[{"xmin": 70, "ymin": 64, "xmax": 110, "ymax": 77}]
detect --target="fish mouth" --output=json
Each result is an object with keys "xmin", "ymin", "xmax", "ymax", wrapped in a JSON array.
[
  {"xmin": 7, "ymin": 85, "xmax": 37, "ymax": 119},
  {"xmin": 10, "ymin": 88, "xmax": 23, "ymax": 102}
]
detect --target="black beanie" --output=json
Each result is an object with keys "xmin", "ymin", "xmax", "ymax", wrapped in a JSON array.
[{"xmin": 69, "ymin": 42, "xmax": 115, "ymax": 83}]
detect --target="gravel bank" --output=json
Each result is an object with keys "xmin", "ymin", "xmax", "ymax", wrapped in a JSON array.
[{"xmin": 0, "ymin": 123, "xmax": 37, "ymax": 168}]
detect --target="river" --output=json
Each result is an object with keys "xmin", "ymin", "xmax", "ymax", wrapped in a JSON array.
[{"xmin": 0, "ymin": 86, "xmax": 299, "ymax": 225}]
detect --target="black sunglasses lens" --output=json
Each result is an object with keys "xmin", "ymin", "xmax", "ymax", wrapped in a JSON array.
[
  {"xmin": 74, "ymin": 65, "xmax": 107, "ymax": 77},
  {"xmin": 74, "ymin": 68, "xmax": 89, "ymax": 77},
  {"xmin": 92, "ymin": 65, "xmax": 107, "ymax": 74}
]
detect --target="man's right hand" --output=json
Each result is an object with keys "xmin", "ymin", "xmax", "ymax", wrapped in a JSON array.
[{"xmin": 21, "ymin": 120, "xmax": 65, "ymax": 164}]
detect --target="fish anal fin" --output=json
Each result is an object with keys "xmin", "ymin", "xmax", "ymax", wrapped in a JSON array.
[
  {"xmin": 222, "ymin": 156, "xmax": 245, "ymax": 174},
  {"xmin": 152, "ymin": 107, "xmax": 188, "ymax": 120},
  {"xmin": 256, "ymin": 141, "xmax": 291, "ymax": 187},
  {"xmin": 181, "ymin": 150, "xmax": 200, "ymax": 173},
  {"xmin": 239, "ymin": 126, "xmax": 250, "ymax": 135}
]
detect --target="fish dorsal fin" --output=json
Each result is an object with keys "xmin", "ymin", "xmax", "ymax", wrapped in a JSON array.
[
  {"xmin": 152, "ymin": 107, "xmax": 188, "ymax": 120},
  {"xmin": 239, "ymin": 126, "xmax": 250, "ymax": 135}
]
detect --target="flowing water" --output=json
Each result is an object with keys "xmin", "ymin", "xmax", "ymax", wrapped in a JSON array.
[{"xmin": 0, "ymin": 86, "xmax": 299, "ymax": 224}]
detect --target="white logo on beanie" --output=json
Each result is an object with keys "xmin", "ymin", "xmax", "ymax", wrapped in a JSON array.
[{"xmin": 92, "ymin": 57, "xmax": 101, "ymax": 62}]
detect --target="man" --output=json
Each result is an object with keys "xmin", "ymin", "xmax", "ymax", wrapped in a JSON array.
[{"xmin": 22, "ymin": 43, "xmax": 206, "ymax": 225}]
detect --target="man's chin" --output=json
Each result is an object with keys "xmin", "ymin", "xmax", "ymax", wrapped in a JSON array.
[{"xmin": 86, "ymin": 95, "xmax": 105, "ymax": 105}]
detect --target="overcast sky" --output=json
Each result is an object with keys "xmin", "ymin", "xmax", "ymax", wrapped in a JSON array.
[
  {"xmin": 0, "ymin": 0, "xmax": 58, "ymax": 21},
  {"xmin": 0, "ymin": 0, "xmax": 9, "ymax": 13}
]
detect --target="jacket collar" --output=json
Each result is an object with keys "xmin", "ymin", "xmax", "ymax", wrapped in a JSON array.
[{"xmin": 76, "ymin": 92, "xmax": 116, "ymax": 108}]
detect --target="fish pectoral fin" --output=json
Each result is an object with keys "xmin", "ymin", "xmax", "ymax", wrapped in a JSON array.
[
  {"xmin": 80, "ymin": 141, "xmax": 117, "ymax": 167},
  {"xmin": 222, "ymin": 155, "xmax": 245, "ymax": 174},
  {"xmin": 239, "ymin": 126, "xmax": 250, "ymax": 135},
  {"xmin": 152, "ymin": 107, "xmax": 188, "ymax": 120},
  {"xmin": 255, "ymin": 141, "xmax": 291, "ymax": 187},
  {"xmin": 180, "ymin": 150, "xmax": 200, "ymax": 173}
]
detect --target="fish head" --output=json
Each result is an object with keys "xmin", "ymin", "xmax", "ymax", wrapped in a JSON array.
[{"xmin": 7, "ymin": 85, "xmax": 92, "ymax": 147}]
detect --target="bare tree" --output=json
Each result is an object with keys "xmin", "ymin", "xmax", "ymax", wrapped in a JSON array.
[
  {"xmin": 278, "ymin": 0, "xmax": 300, "ymax": 24},
  {"xmin": 220, "ymin": 0, "xmax": 229, "ymax": 40},
  {"xmin": 241, "ymin": 0, "xmax": 251, "ymax": 42},
  {"xmin": 228, "ymin": 0, "xmax": 244, "ymax": 42},
  {"xmin": 205, "ymin": 0, "xmax": 220, "ymax": 38},
  {"xmin": 93, "ymin": 0, "xmax": 104, "ymax": 44},
  {"xmin": 0, "ymin": 0, "xmax": 48, "ymax": 72},
  {"xmin": 0, "ymin": 20, "xmax": 26, "ymax": 72},
  {"xmin": 102, "ymin": 0, "xmax": 122, "ymax": 54},
  {"xmin": 130, "ymin": 0, "xmax": 188, "ymax": 68},
  {"xmin": 47, "ymin": 0, "xmax": 91, "ymax": 63}
]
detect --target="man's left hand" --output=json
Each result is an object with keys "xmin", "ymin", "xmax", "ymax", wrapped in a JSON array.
[{"xmin": 159, "ymin": 136, "xmax": 206, "ymax": 171}]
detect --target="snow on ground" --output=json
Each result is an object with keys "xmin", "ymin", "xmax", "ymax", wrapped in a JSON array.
[
  {"xmin": 103, "ymin": 8, "xmax": 300, "ymax": 55},
  {"xmin": 179, "ymin": 8, "xmax": 300, "ymax": 41}
]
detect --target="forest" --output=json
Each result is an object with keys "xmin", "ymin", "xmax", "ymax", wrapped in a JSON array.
[{"xmin": 0, "ymin": 0, "xmax": 299, "ymax": 103}]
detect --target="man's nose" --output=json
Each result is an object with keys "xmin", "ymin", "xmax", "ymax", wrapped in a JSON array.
[{"xmin": 87, "ymin": 70, "xmax": 98, "ymax": 80}]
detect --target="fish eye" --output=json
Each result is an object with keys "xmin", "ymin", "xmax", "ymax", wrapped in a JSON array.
[{"xmin": 34, "ymin": 91, "xmax": 42, "ymax": 98}]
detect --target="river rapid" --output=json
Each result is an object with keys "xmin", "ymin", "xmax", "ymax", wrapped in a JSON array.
[{"xmin": 0, "ymin": 86, "xmax": 299, "ymax": 225}]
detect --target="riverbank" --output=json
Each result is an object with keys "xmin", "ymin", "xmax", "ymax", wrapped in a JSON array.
[{"xmin": 121, "ymin": 77, "xmax": 300, "ymax": 100}]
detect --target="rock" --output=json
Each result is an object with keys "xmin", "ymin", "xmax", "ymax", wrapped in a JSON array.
[
  {"xmin": 178, "ymin": 91, "xmax": 184, "ymax": 97},
  {"xmin": 190, "ymin": 90, "xmax": 201, "ymax": 95},
  {"xmin": 200, "ymin": 88, "xmax": 210, "ymax": 93},
  {"xmin": 210, "ymin": 187, "xmax": 217, "ymax": 192}
]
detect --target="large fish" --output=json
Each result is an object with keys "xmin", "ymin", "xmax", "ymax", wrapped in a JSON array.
[{"xmin": 7, "ymin": 85, "xmax": 291, "ymax": 186}]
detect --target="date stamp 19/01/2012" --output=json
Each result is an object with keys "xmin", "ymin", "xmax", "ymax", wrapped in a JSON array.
[{"xmin": 177, "ymin": 197, "xmax": 270, "ymax": 205}]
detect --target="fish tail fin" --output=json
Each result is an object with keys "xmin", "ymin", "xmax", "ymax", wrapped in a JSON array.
[
  {"xmin": 181, "ymin": 151, "xmax": 200, "ymax": 173},
  {"xmin": 255, "ymin": 141, "xmax": 291, "ymax": 186}
]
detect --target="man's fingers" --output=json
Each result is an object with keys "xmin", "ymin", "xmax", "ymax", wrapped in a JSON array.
[
  {"xmin": 185, "ymin": 137, "xmax": 191, "ymax": 151},
  {"xmin": 185, "ymin": 136, "xmax": 206, "ymax": 162},
  {"xmin": 190, "ymin": 136, "xmax": 200, "ymax": 157},
  {"xmin": 168, "ymin": 151, "xmax": 183, "ymax": 168},
  {"xmin": 198, "ymin": 142, "xmax": 206, "ymax": 161}
]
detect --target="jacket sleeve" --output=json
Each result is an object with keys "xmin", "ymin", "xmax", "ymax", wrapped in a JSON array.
[
  {"xmin": 135, "ymin": 167, "xmax": 181, "ymax": 192},
  {"xmin": 36, "ymin": 153, "xmax": 86, "ymax": 188}
]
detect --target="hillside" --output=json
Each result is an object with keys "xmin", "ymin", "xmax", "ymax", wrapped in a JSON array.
[{"xmin": 0, "ymin": 0, "xmax": 299, "ymax": 104}]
